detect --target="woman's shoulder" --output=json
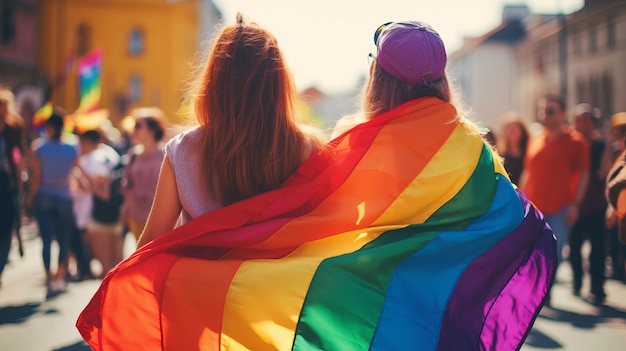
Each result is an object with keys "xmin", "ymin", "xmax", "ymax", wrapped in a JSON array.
[
  {"xmin": 164, "ymin": 126, "xmax": 202, "ymax": 165},
  {"xmin": 165, "ymin": 126, "xmax": 201, "ymax": 150}
]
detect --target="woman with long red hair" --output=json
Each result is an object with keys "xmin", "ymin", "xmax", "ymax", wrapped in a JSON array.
[{"xmin": 137, "ymin": 13, "xmax": 323, "ymax": 247}]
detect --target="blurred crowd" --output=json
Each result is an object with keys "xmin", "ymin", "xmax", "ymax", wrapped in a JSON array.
[
  {"xmin": 0, "ymin": 86, "xmax": 168, "ymax": 298},
  {"xmin": 485, "ymin": 95, "xmax": 626, "ymax": 305}
]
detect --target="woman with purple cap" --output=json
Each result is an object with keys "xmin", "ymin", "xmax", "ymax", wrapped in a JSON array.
[{"xmin": 329, "ymin": 20, "xmax": 557, "ymax": 350}]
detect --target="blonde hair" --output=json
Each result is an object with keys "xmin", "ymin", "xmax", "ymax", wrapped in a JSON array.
[
  {"xmin": 0, "ymin": 87, "xmax": 24, "ymax": 127},
  {"xmin": 361, "ymin": 62, "xmax": 451, "ymax": 118}
]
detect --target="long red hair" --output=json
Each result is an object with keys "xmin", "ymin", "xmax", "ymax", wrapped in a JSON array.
[{"xmin": 191, "ymin": 13, "xmax": 316, "ymax": 205}]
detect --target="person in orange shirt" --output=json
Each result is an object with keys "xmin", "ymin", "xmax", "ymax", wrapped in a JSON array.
[
  {"xmin": 519, "ymin": 95, "xmax": 590, "ymax": 304},
  {"xmin": 569, "ymin": 103, "xmax": 607, "ymax": 304}
]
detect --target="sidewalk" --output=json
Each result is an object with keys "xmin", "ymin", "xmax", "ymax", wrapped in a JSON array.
[
  {"xmin": 0, "ymin": 221, "xmax": 136, "ymax": 351},
  {"xmin": 0, "ymin": 219, "xmax": 136, "ymax": 307}
]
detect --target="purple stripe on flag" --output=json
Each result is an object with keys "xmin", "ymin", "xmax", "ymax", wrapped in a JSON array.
[
  {"xmin": 437, "ymin": 192, "xmax": 556, "ymax": 351},
  {"xmin": 480, "ymin": 227, "xmax": 555, "ymax": 350}
]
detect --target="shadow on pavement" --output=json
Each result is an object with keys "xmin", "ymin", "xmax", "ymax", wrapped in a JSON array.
[
  {"xmin": 52, "ymin": 340, "xmax": 91, "ymax": 351},
  {"xmin": 524, "ymin": 328, "xmax": 562, "ymax": 349},
  {"xmin": 0, "ymin": 302, "xmax": 40, "ymax": 325},
  {"xmin": 538, "ymin": 304, "xmax": 626, "ymax": 329},
  {"xmin": 595, "ymin": 304, "xmax": 626, "ymax": 320}
]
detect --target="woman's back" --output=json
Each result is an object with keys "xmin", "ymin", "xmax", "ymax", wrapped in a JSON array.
[
  {"xmin": 34, "ymin": 139, "xmax": 77, "ymax": 198},
  {"xmin": 166, "ymin": 126, "xmax": 320, "ymax": 223},
  {"xmin": 165, "ymin": 127, "xmax": 221, "ymax": 222}
]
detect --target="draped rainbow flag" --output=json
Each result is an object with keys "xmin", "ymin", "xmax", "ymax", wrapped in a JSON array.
[
  {"xmin": 77, "ymin": 97, "xmax": 556, "ymax": 351},
  {"xmin": 76, "ymin": 47, "xmax": 102, "ymax": 113}
]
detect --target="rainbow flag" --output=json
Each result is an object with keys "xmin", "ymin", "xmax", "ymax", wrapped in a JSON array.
[
  {"xmin": 76, "ymin": 47, "xmax": 102, "ymax": 113},
  {"xmin": 77, "ymin": 97, "xmax": 556, "ymax": 350},
  {"xmin": 32, "ymin": 101, "xmax": 53, "ymax": 132}
]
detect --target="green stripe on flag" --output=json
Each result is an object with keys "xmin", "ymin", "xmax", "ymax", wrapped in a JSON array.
[{"xmin": 293, "ymin": 144, "xmax": 497, "ymax": 351}]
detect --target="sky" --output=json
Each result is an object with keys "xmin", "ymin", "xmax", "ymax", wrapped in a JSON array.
[{"xmin": 211, "ymin": 0, "xmax": 584, "ymax": 94}]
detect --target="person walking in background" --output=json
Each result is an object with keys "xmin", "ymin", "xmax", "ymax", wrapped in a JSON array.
[
  {"xmin": 120, "ymin": 107, "xmax": 166, "ymax": 242},
  {"xmin": 77, "ymin": 130, "xmax": 124, "ymax": 276},
  {"xmin": 136, "ymin": 13, "xmax": 324, "ymax": 247},
  {"xmin": 69, "ymin": 142, "xmax": 95, "ymax": 282},
  {"xmin": 569, "ymin": 103, "xmax": 607, "ymax": 304},
  {"xmin": 519, "ymin": 95, "xmax": 589, "ymax": 304},
  {"xmin": 604, "ymin": 111, "xmax": 626, "ymax": 282},
  {"xmin": 0, "ymin": 87, "xmax": 26, "ymax": 287},
  {"xmin": 497, "ymin": 112, "xmax": 529, "ymax": 185},
  {"xmin": 27, "ymin": 110, "xmax": 78, "ymax": 297}
]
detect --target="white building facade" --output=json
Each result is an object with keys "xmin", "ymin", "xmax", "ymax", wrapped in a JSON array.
[
  {"xmin": 449, "ymin": 0, "xmax": 626, "ymax": 130},
  {"xmin": 448, "ymin": 5, "xmax": 532, "ymax": 130}
]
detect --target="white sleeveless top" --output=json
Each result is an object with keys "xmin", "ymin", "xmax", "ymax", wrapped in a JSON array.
[{"xmin": 164, "ymin": 127, "xmax": 222, "ymax": 223}]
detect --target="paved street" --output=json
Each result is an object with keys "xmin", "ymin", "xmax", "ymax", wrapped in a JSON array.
[
  {"xmin": 1, "ymin": 222, "xmax": 625, "ymax": 351},
  {"xmin": 522, "ymin": 274, "xmax": 626, "ymax": 350}
]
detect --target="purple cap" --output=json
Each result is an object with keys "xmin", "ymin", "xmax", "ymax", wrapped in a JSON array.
[{"xmin": 376, "ymin": 21, "xmax": 447, "ymax": 86}]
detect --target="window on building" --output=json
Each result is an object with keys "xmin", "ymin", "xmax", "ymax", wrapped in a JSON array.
[
  {"xmin": 77, "ymin": 24, "xmax": 92, "ymax": 56},
  {"xmin": 534, "ymin": 54, "xmax": 544, "ymax": 74},
  {"xmin": 602, "ymin": 74, "xmax": 613, "ymax": 115},
  {"xmin": 607, "ymin": 17, "xmax": 616, "ymax": 49},
  {"xmin": 128, "ymin": 28, "xmax": 144, "ymax": 56},
  {"xmin": 589, "ymin": 25, "xmax": 597, "ymax": 53},
  {"xmin": 576, "ymin": 80, "xmax": 588, "ymax": 105},
  {"xmin": 0, "ymin": 3, "xmax": 16, "ymax": 44},
  {"xmin": 572, "ymin": 30, "xmax": 582, "ymax": 56},
  {"xmin": 129, "ymin": 75, "xmax": 142, "ymax": 102},
  {"xmin": 116, "ymin": 93, "xmax": 131, "ymax": 116},
  {"xmin": 550, "ymin": 45, "xmax": 560, "ymax": 64}
]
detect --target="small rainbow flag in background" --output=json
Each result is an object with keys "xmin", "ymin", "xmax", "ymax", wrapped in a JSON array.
[
  {"xmin": 76, "ymin": 47, "xmax": 102, "ymax": 113},
  {"xmin": 32, "ymin": 101, "xmax": 53, "ymax": 132},
  {"xmin": 77, "ymin": 97, "xmax": 556, "ymax": 351},
  {"xmin": 32, "ymin": 101, "xmax": 76, "ymax": 136}
]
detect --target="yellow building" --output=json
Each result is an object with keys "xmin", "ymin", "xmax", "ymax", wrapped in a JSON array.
[{"xmin": 38, "ymin": 0, "xmax": 222, "ymax": 124}]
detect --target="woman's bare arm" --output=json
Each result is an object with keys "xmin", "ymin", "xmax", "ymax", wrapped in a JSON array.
[{"xmin": 137, "ymin": 156, "xmax": 182, "ymax": 248}]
